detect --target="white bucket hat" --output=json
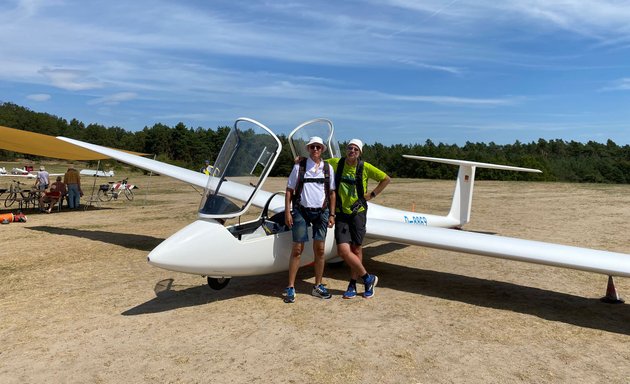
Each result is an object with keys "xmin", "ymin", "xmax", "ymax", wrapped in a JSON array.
[
  {"xmin": 348, "ymin": 138, "xmax": 363, "ymax": 153},
  {"xmin": 306, "ymin": 136, "xmax": 327, "ymax": 152}
]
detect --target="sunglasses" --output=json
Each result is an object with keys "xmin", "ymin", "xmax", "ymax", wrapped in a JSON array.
[
  {"xmin": 346, "ymin": 146, "xmax": 360, "ymax": 152},
  {"xmin": 309, "ymin": 145, "xmax": 323, "ymax": 150}
]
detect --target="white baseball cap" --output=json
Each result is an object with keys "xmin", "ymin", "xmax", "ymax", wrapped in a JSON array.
[
  {"xmin": 306, "ymin": 136, "xmax": 327, "ymax": 151},
  {"xmin": 348, "ymin": 138, "xmax": 363, "ymax": 153}
]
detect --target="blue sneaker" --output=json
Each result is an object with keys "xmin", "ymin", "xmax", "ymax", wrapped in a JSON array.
[
  {"xmin": 312, "ymin": 284, "xmax": 332, "ymax": 299},
  {"xmin": 284, "ymin": 287, "xmax": 296, "ymax": 303},
  {"xmin": 342, "ymin": 283, "xmax": 357, "ymax": 299},
  {"xmin": 363, "ymin": 274, "xmax": 378, "ymax": 298}
]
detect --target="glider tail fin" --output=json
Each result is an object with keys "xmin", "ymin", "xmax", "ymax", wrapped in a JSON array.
[{"xmin": 402, "ymin": 155, "xmax": 542, "ymax": 227}]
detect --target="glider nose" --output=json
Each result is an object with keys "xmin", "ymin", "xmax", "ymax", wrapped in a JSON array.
[{"xmin": 147, "ymin": 219, "xmax": 226, "ymax": 274}]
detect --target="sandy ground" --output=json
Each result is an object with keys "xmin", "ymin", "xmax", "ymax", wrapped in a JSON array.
[{"xmin": 1, "ymin": 173, "xmax": 629, "ymax": 383}]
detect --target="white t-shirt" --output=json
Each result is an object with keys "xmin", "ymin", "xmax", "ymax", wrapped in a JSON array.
[{"xmin": 287, "ymin": 158, "xmax": 335, "ymax": 208}]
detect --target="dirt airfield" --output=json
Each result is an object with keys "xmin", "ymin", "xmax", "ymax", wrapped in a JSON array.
[{"xmin": 1, "ymin": 172, "xmax": 629, "ymax": 383}]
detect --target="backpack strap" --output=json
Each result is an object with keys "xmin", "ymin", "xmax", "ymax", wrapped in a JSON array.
[
  {"xmin": 355, "ymin": 160, "xmax": 367, "ymax": 209},
  {"xmin": 322, "ymin": 162, "xmax": 330, "ymax": 209},
  {"xmin": 291, "ymin": 157, "xmax": 308, "ymax": 208},
  {"xmin": 335, "ymin": 157, "xmax": 345, "ymax": 212}
]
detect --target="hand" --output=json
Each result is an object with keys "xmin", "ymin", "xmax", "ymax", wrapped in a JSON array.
[
  {"xmin": 328, "ymin": 215, "xmax": 335, "ymax": 228},
  {"xmin": 285, "ymin": 211, "xmax": 293, "ymax": 228}
]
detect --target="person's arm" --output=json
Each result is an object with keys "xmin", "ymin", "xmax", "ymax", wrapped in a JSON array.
[
  {"xmin": 327, "ymin": 163, "xmax": 336, "ymax": 227},
  {"xmin": 327, "ymin": 190, "xmax": 336, "ymax": 228},
  {"xmin": 284, "ymin": 188, "xmax": 294, "ymax": 228},
  {"xmin": 366, "ymin": 175, "xmax": 390, "ymax": 201},
  {"xmin": 285, "ymin": 165, "xmax": 300, "ymax": 227}
]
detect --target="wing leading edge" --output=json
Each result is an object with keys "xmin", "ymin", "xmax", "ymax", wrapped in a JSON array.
[
  {"xmin": 57, "ymin": 136, "xmax": 286, "ymax": 214},
  {"xmin": 366, "ymin": 219, "xmax": 630, "ymax": 277},
  {"xmin": 58, "ymin": 137, "xmax": 209, "ymax": 188}
]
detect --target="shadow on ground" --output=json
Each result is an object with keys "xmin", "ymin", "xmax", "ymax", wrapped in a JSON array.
[
  {"xmin": 122, "ymin": 271, "xmax": 290, "ymax": 316},
  {"xmin": 27, "ymin": 225, "xmax": 163, "ymax": 251},
  {"xmin": 122, "ymin": 241, "xmax": 629, "ymax": 335},
  {"xmin": 364, "ymin": 242, "xmax": 630, "ymax": 336}
]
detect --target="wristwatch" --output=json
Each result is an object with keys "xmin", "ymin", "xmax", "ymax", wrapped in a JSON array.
[
  {"xmin": 330, "ymin": 214, "xmax": 336, "ymax": 217},
  {"xmin": 370, "ymin": 191, "xmax": 376, "ymax": 198}
]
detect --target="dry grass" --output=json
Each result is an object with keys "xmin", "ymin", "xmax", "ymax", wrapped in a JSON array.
[{"xmin": 1, "ymin": 172, "xmax": 629, "ymax": 383}]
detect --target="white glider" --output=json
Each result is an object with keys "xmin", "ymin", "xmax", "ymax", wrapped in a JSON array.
[{"xmin": 57, "ymin": 117, "xmax": 629, "ymax": 300}]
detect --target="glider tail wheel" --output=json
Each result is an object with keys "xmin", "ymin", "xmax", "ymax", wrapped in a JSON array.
[{"xmin": 207, "ymin": 277, "xmax": 231, "ymax": 290}]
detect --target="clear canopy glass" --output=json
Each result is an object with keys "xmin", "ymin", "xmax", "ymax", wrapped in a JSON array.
[
  {"xmin": 198, "ymin": 118, "xmax": 281, "ymax": 219},
  {"xmin": 288, "ymin": 118, "xmax": 340, "ymax": 160}
]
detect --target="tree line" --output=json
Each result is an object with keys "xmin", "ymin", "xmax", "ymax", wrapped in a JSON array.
[{"xmin": 2, "ymin": 102, "xmax": 629, "ymax": 183}]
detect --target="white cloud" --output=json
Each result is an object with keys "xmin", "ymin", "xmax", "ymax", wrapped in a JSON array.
[
  {"xmin": 26, "ymin": 93, "xmax": 51, "ymax": 101},
  {"xmin": 600, "ymin": 78, "xmax": 630, "ymax": 92},
  {"xmin": 88, "ymin": 92, "xmax": 138, "ymax": 106},
  {"xmin": 384, "ymin": 93, "xmax": 514, "ymax": 106},
  {"xmin": 38, "ymin": 68, "xmax": 103, "ymax": 91},
  {"xmin": 0, "ymin": 1, "xmax": 629, "ymax": 145}
]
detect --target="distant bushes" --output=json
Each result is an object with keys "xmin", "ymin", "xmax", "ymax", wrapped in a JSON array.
[{"xmin": 2, "ymin": 102, "xmax": 629, "ymax": 183}]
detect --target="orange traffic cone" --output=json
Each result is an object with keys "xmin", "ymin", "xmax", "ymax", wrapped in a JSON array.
[{"xmin": 601, "ymin": 275, "xmax": 625, "ymax": 304}]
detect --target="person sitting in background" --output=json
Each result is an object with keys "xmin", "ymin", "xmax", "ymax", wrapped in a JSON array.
[
  {"xmin": 51, "ymin": 176, "xmax": 67, "ymax": 209},
  {"xmin": 39, "ymin": 184, "xmax": 61, "ymax": 213}
]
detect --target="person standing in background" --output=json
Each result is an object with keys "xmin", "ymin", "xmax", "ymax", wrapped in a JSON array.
[
  {"xmin": 64, "ymin": 165, "xmax": 83, "ymax": 209},
  {"xmin": 35, "ymin": 166, "xmax": 49, "ymax": 191}
]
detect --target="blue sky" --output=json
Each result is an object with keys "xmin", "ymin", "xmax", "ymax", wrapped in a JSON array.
[{"xmin": 2, "ymin": 0, "xmax": 630, "ymax": 146}]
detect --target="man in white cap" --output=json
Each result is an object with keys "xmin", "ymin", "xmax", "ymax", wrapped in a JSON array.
[
  {"xmin": 35, "ymin": 165, "xmax": 50, "ymax": 191},
  {"xmin": 327, "ymin": 138, "xmax": 390, "ymax": 299},
  {"xmin": 283, "ymin": 136, "xmax": 336, "ymax": 303}
]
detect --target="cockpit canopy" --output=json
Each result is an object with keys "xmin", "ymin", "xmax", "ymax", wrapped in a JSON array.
[
  {"xmin": 288, "ymin": 118, "xmax": 341, "ymax": 160},
  {"xmin": 198, "ymin": 118, "xmax": 281, "ymax": 219},
  {"xmin": 198, "ymin": 117, "xmax": 340, "ymax": 220}
]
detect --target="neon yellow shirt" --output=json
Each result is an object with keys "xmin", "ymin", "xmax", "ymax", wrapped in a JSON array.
[{"xmin": 326, "ymin": 158, "xmax": 387, "ymax": 215}]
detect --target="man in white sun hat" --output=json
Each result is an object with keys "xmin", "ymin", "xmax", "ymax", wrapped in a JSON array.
[
  {"xmin": 327, "ymin": 138, "xmax": 390, "ymax": 299},
  {"xmin": 35, "ymin": 165, "xmax": 50, "ymax": 191},
  {"xmin": 283, "ymin": 136, "xmax": 336, "ymax": 303}
]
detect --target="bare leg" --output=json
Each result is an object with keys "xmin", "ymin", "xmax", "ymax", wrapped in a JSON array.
[
  {"xmin": 312, "ymin": 240, "xmax": 325, "ymax": 285},
  {"xmin": 287, "ymin": 242, "xmax": 304, "ymax": 288},
  {"xmin": 349, "ymin": 244, "xmax": 363, "ymax": 280},
  {"xmin": 337, "ymin": 243, "xmax": 367, "ymax": 277}
]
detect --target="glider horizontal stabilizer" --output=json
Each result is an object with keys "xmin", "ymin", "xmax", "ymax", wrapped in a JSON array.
[{"xmin": 402, "ymin": 155, "xmax": 542, "ymax": 173}]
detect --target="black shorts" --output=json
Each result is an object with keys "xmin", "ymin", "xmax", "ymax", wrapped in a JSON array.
[{"xmin": 334, "ymin": 210, "xmax": 367, "ymax": 246}]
